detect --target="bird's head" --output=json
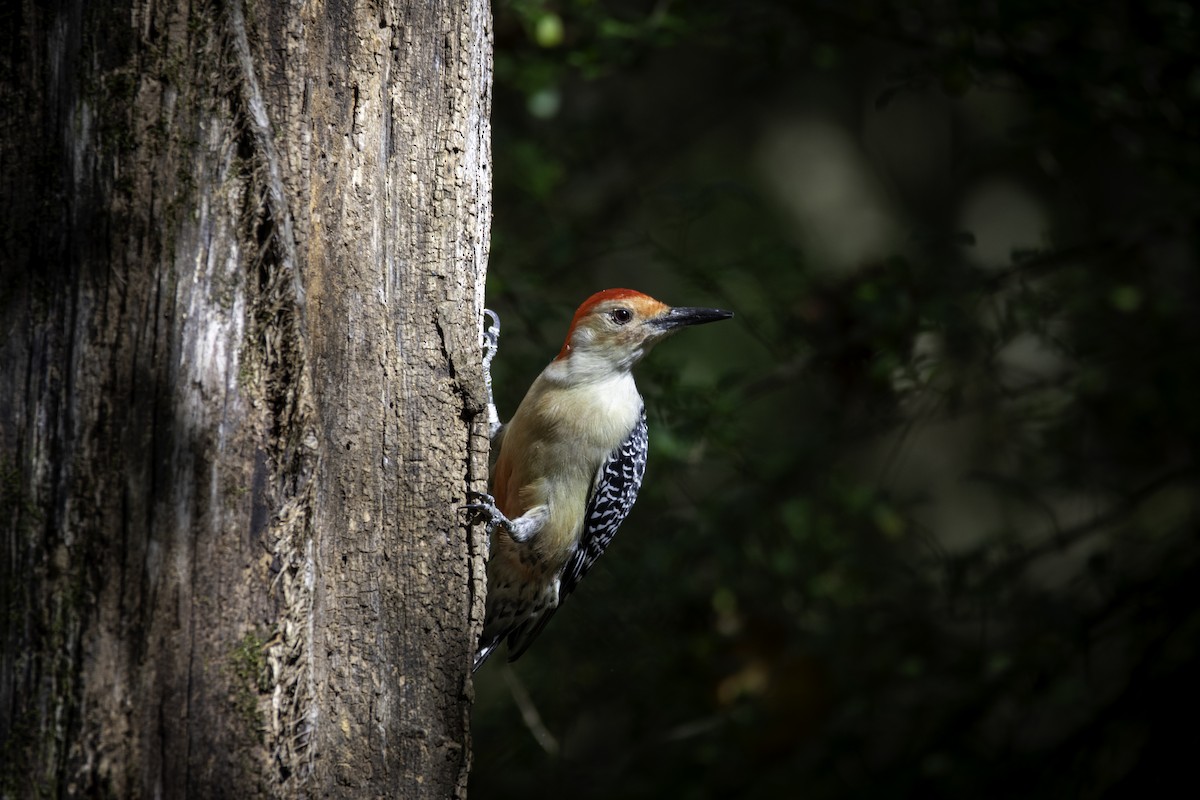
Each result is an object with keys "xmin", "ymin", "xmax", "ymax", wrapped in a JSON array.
[{"xmin": 555, "ymin": 288, "xmax": 733, "ymax": 376}]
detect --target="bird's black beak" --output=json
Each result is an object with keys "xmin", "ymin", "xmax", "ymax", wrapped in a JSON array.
[{"xmin": 652, "ymin": 306, "xmax": 735, "ymax": 330}]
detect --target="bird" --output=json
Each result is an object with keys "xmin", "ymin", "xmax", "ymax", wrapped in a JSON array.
[{"xmin": 469, "ymin": 288, "xmax": 733, "ymax": 670}]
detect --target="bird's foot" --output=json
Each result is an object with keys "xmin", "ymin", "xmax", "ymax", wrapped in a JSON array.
[{"xmin": 463, "ymin": 490, "xmax": 513, "ymax": 533}]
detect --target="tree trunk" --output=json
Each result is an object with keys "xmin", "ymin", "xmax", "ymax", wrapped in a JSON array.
[{"xmin": 0, "ymin": 1, "xmax": 491, "ymax": 797}]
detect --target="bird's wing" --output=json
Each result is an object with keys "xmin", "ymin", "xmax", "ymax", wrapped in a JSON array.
[{"xmin": 560, "ymin": 404, "xmax": 649, "ymax": 600}]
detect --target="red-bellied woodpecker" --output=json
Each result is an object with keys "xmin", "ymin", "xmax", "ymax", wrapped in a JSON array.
[{"xmin": 470, "ymin": 288, "xmax": 733, "ymax": 670}]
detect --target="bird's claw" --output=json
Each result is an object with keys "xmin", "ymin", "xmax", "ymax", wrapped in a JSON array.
[{"xmin": 463, "ymin": 490, "xmax": 512, "ymax": 532}]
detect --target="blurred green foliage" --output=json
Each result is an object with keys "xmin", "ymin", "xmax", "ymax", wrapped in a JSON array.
[{"xmin": 473, "ymin": 1, "xmax": 1200, "ymax": 797}]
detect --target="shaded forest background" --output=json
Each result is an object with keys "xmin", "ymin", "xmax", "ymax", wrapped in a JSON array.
[{"xmin": 468, "ymin": 0, "xmax": 1200, "ymax": 797}]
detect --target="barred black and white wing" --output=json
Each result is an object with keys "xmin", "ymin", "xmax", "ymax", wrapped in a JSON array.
[
  {"xmin": 561, "ymin": 404, "xmax": 649, "ymax": 600},
  {"xmin": 494, "ymin": 406, "xmax": 648, "ymax": 664}
]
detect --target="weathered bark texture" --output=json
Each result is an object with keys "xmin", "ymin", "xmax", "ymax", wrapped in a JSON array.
[{"xmin": 0, "ymin": 0, "xmax": 491, "ymax": 797}]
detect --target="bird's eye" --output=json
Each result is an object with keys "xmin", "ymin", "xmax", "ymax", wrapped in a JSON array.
[{"xmin": 610, "ymin": 308, "xmax": 633, "ymax": 325}]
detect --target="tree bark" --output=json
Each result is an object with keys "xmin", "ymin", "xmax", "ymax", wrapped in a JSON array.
[{"xmin": 0, "ymin": 0, "xmax": 491, "ymax": 797}]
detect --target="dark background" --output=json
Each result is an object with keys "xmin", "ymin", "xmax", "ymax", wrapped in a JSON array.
[{"xmin": 470, "ymin": 1, "xmax": 1200, "ymax": 797}]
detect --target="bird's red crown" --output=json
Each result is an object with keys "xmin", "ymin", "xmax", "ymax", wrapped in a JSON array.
[{"xmin": 557, "ymin": 288, "xmax": 656, "ymax": 360}]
